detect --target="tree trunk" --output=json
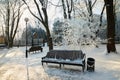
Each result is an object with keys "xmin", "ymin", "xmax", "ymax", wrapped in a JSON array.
[
  {"xmin": 104, "ymin": 0, "xmax": 116, "ymax": 53},
  {"xmin": 42, "ymin": 7, "xmax": 53, "ymax": 51},
  {"xmin": 62, "ymin": 0, "xmax": 67, "ymax": 19},
  {"xmin": 68, "ymin": 12, "xmax": 71, "ymax": 19},
  {"xmin": 9, "ymin": 38, "xmax": 13, "ymax": 47},
  {"xmin": 45, "ymin": 25, "xmax": 53, "ymax": 50},
  {"xmin": 5, "ymin": 2, "xmax": 10, "ymax": 48},
  {"xmin": 48, "ymin": 37, "xmax": 53, "ymax": 50}
]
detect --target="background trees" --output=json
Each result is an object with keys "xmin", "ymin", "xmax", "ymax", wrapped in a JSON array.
[
  {"xmin": 21, "ymin": 24, "xmax": 47, "ymax": 46},
  {"xmin": 0, "ymin": 0, "xmax": 24, "ymax": 48},
  {"xmin": 52, "ymin": 19, "xmax": 64, "ymax": 46}
]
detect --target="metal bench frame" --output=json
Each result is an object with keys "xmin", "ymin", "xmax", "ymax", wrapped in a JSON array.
[{"xmin": 41, "ymin": 50, "xmax": 86, "ymax": 72}]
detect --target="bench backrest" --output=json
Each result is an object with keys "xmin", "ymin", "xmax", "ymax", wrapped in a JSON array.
[
  {"xmin": 29, "ymin": 46, "xmax": 42, "ymax": 51},
  {"xmin": 46, "ymin": 50, "xmax": 84, "ymax": 60}
]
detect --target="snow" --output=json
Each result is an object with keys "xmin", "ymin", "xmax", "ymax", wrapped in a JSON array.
[{"xmin": 0, "ymin": 44, "xmax": 120, "ymax": 80}]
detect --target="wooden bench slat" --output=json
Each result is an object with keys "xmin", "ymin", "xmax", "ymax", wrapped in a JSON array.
[{"xmin": 28, "ymin": 46, "xmax": 43, "ymax": 53}]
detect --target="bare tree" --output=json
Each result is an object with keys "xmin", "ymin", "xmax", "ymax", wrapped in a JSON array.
[
  {"xmin": 22, "ymin": 0, "xmax": 53, "ymax": 50},
  {"xmin": 0, "ymin": 0, "xmax": 24, "ymax": 48}
]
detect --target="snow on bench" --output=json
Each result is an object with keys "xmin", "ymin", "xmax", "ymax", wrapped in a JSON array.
[{"xmin": 41, "ymin": 50, "xmax": 86, "ymax": 72}]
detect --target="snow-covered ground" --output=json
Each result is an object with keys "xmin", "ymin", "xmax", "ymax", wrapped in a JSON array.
[{"xmin": 0, "ymin": 44, "xmax": 120, "ymax": 80}]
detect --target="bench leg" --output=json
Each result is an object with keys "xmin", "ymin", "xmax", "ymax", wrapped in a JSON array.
[
  {"xmin": 42, "ymin": 62, "xmax": 43, "ymax": 65},
  {"xmin": 82, "ymin": 64, "xmax": 86, "ymax": 72},
  {"xmin": 41, "ymin": 48, "xmax": 43, "ymax": 52},
  {"xmin": 59, "ymin": 64, "xmax": 61, "ymax": 68},
  {"xmin": 82, "ymin": 60, "xmax": 86, "ymax": 72},
  {"xmin": 82, "ymin": 67, "xmax": 84, "ymax": 72}
]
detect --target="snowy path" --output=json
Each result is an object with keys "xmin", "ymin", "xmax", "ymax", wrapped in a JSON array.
[{"xmin": 0, "ymin": 45, "xmax": 120, "ymax": 80}]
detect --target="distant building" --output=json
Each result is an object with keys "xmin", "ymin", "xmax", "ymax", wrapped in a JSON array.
[
  {"xmin": 32, "ymin": 32, "xmax": 43, "ymax": 46},
  {"xmin": 0, "ymin": 36, "xmax": 5, "ymax": 44}
]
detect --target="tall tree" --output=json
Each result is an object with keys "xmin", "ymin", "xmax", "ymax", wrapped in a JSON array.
[
  {"xmin": 0, "ymin": 0, "xmax": 24, "ymax": 48},
  {"xmin": 22, "ymin": 0, "xmax": 53, "ymax": 50},
  {"xmin": 5, "ymin": 1, "xmax": 10, "ymax": 47},
  {"xmin": 104, "ymin": 0, "xmax": 116, "ymax": 53}
]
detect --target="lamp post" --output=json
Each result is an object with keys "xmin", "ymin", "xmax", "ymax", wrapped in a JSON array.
[
  {"xmin": 24, "ymin": 17, "xmax": 29, "ymax": 80},
  {"xmin": 24, "ymin": 17, "xmax": 29, "ymax": 58}
]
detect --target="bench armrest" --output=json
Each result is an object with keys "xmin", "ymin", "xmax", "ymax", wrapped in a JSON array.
[
  {"xmin": 42, "ymin": 56, "xmax": 46, "ymax": 59},
  {"xmin": 81, "ymin": 53, "xmax": 86, "ymax": 63}
]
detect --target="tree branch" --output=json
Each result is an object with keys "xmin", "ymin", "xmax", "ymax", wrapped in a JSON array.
[
  {"xmin": 33, "ymin": 0, "xmax": 44, "ymax": 21},
  {"xmin": 61, "ymin": 0, "xmax": 67, "ymax": 19},
  {"xmin": 100, "ymin": 4, "xmax": 105, "ymax": 26},
  {"xmin": 22, "ymin": 0, "xmax": 42, "ymax": 22},
  {"xmin": 92, "ymin": 0, "xmax": 97, "ymax": 8}
]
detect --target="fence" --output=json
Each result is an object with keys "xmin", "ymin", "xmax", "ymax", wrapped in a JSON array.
[{"xmin": 13, "ymin": 38, "xmax": 44, "ymax": 46}]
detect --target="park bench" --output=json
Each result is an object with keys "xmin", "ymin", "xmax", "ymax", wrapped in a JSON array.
[
  {"xmin": 0, "ymin": 44, "xmax": 6, "ymax": 48},
  {"xmin": 27, "ymin": 46, "xmax": 43, "ymax": 53},
  {"xmin": 41, "ymin": 50, "xmax": 86, "ymax": 71}
]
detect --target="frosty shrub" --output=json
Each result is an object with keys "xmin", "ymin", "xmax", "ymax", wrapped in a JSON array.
[
  {"xmin": 62, "ymin": 16, "xmax": 102, "ymax": 48},
  {"xmin": 52, "ymin": 19, "xmax": 64, "ymax": 46}
]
